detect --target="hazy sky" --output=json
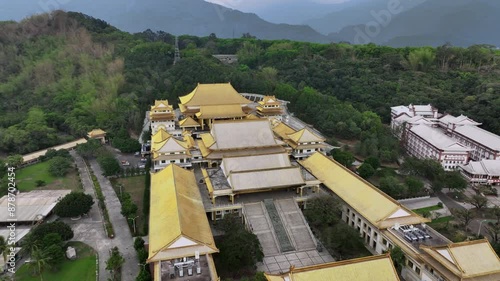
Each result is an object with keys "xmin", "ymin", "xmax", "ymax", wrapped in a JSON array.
[{"xmin": 206, "ymin": 0, "xmax": 349, "ymax": 11}]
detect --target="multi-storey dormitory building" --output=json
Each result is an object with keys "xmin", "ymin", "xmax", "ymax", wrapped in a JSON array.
[
  {"xmin": 300, "ymin": 152, "xmax": 500, "ymax": 281},
  {"xmin": 391, "ymin": 104, "xmax": 439, "ymax": 120},
  {"xmin": 437, "ymin": 114, "xmax": 500, "ymax": 161},
  {"xmin": 405, "ymin": 125, "xmax": 471, "ymax": 171}
]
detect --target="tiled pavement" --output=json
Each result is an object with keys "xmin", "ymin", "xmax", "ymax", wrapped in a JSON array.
[{"xmin": 257, "ymin": 250, "xmax": 335, "ymax": 274}]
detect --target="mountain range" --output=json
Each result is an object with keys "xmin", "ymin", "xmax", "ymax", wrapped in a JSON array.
[{"xmin": 1, "ymin": 0, "xmax": 499, "ymax": 46}]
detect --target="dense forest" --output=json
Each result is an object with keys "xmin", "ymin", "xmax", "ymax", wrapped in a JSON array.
[{"xmin": 1, "ymin": 11, "xmax": 499, "ymax": 162}]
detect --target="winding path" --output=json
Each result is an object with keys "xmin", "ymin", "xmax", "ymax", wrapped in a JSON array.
[{"xmin": 69, "ymin": 151, "xmax": 138, "ymax": 281}]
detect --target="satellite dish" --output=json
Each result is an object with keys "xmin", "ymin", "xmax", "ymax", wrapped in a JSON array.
[{"xmin": 394, "ymin": 223, "xmax": 400, "ymax": 230}]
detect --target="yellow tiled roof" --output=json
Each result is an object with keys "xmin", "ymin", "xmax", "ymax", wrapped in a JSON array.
[
  {"xmin": 272, "ymin": 122, "xmax": 297, "ymax": 140},
  {"xmin": 300, "ymin": 153, "xmax": 428, "ymax": 229},
  {"xmin": 148, "ymin": 165, "xmax": 218, "ymax": 262},
  {"xmin": 195, "ymin": 104, "xmax": 246, "ymax": 119},
  {"xmin": 420, "ymin": 239, "xmax": 500, "ymax": 279},
  {"xmin": 150, "ymin": 100, "xmax": 173, "ymax": 110},
  {"xmin": 151, "ymin": 137, "xmax": 189, "ymax": 159},
  {"xmin": 258, "ymin": 95, "xmax": 281, "ymax": 106},
  {"xmin": 179, "ymin": 116, "xmax": 201, "ymax": 127},
  {"xmin": 265, "ymin": 254, "xmax": 400, "ymax": 281},
  {"xmin": 87, "ymin": 129, "xmax": 106, "ymax": 138},
  {"xmin": 152, "ymin": 128, "xmax": 171, "ymax": 144},
  {"xmin": 179, "ymin": 83, "xmax": 251, "ymax": 106},
  {"xmin": 287, "ymin": 128, "xmax": 325, "ymax": 143},
  {"xmin": 200, "ymin": 133, "xmax": 216, "ymax": 148},
  {"xmin": 245, "ymin": 114, "xmax": 261, "ymax": 120}
]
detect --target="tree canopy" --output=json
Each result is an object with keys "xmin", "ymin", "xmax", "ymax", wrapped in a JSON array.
[{"xmin": 54, "ymin": 192, "xmax": 94, "ymax": 218}]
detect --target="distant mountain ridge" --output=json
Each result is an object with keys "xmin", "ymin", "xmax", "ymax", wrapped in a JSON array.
[
  {"xmin": 0, "ymin": 0, "xmax": 329, "ymax": 43},
  {"xmin": 306, "ymin": 0, "xmax": 500, "ymax": 47}
]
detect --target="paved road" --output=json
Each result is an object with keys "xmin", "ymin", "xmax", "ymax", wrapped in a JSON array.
[
  {"xmin": 89, "ymin": 159, "xmax": 139, "ymax": 281},
  {"xmin": 437, "ymin": 191, "xmax": 491, "ymax": 237},
  {"xmin": 70, "ymin": 151, "xmax": 111, "ymax": 281}
]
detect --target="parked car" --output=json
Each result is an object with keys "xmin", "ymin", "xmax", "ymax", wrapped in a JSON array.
[
  {"xmin": 140, "ymin": 158, "xmax": 147, "ymax": 163},
  {"xmin": 134, "ymin": 152, "xmax": 140, "ymax": 156},
  {"xmin": 121, "ymin": 160, "xmax": 130, "ymax": 166},
  {"xmin": 138, "ymin": 164, "xmax": 146, "ymax": 169}
]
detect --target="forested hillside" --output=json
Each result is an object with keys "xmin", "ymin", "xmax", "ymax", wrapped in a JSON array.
[{"xmin": 1, "ymin": 12, "xmax": 499, "ymax": 163}]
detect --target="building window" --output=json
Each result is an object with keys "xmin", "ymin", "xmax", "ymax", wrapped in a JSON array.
[
  {"xmin": 415, "ymin": 267, "xmax": 421, "ymax": 275},
  {"xmin": 408, "ymin": 260, "xmax": 414, "ymax": 268},
  {"xmin": 382, "ymin": 238, "xmax": 388, "ymax": 245}
]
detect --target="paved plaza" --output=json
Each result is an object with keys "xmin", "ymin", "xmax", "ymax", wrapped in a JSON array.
[{"xmin": 244, "ymin": 199, "xmax": 335, "ymax": 274}]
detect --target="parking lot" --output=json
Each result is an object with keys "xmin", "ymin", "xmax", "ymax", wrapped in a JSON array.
[{"xmin": 105, "ymin": 146, "xmax": 148, "ymax": 169}]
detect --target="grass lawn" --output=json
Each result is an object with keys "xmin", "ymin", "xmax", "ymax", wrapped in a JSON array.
[
  {"xmin": 112, "ymin": 175, "xmax": 146, "ymax": 234},
  {"xmin": 428, "ymin": 216, "xmax": 453, "ymax": 226},
  {"xmin": 15, "ymin": 161, "xmax": 80, "ymax": 192},
  {"xmin": 413, "ymin": 205, "xmax": 442, "ymax": 215},
  {"xmin": 15, "ymin": 241, "xmax": 97, "ymax": 281}
]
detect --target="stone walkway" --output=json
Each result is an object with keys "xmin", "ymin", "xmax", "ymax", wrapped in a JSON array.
[
  {"xmin": 69, "ymin": 151, "xmax": 111, "ymax": 281},
  {"xmin": 70, "ymin": 151, "xmax": 139, "ymax": 281},
  {"xmin": 89, "ymin": 159, "xmax": 139, "ymax": 281}
]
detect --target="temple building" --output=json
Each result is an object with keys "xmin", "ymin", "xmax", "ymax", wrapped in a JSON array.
[
  {"xmin": 148, "ymin": 164, "xmax": 219, "ymax": 281},
  {"xmin": 265, "ymin": 254, "xmax": 400, "ymax": 281},
  {"xmin": 197, "ymin": 119, "xmax": 286, "ymax": 165},
  {"xmin": 201, "ymin": 152, "xmax": 319, "ymax": 206},
  {"xmin": 272, "ymin": 121, "xmax": 327, "ymax": 159},
  {"xmin": 87, "ymin": 129, "xmax": 107, "ymax": 144},
  {"xmin": 178, "ymin": 83, "xmax": 252, "ymax": 130},
  {"xmin": 151, "ymin": 129, "xmax": 191, "ymax": 171},
  {"xmin": 150, "ymin": 100, "xmax": 176, "ymax": 134},
  {"xmin": 256, "ymin": 96, "xmax": 284, "ymax": 120}
]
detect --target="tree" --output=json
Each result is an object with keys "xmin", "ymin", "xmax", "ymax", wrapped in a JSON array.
[
  {"xmin": 451, "ymin": 208, "xmax": 474, "ymax": 229},
  {"xmin": 106, "ymin": 247, "xmax": 124, "ymax": 281},
  {"xmin": 6, "ymin": 155, "xmax": 23, "ymax": 167},
  {"xmin": 405, "ymin": 176, "xmax": 425, "ymax": 196},
  {"xmin": 321, "ymin": 223, "xmax": 366, "ymax": 259},
  {"xmin": 134, "ymin": 237, "xmax": 145, "ymax": 251},
  {"xmin": 379, "ymin": 176, "xmax": 405, "ymax": 198},
  {"xmin": 364, "ymin": 156, "xmax": 380, "ymax": 169},
  {"xmin": 31, "ymin": 221, "xmax": 74, "ymax": 241},
  {"xmin": 28, "ymin": 246, "xmax": 51, "ymax": 281},
  {"xmin": 136, "ymin": 268, "xmax": 151, "ymax": 281},
  {"xmin": 443, "ymin": 172, "xmax": 467, "ymax": 193},
  {"xmin": 76, "ymin": 139, "xmax": 101, "ymax": 159},
  {"xmin": 330, "ymin": 149, "xmax": 354, "ymax": 167},
  {"xmin": 215, "ymin": 214, "xmax": 263, "ymax": 273},
  {"xmin": 303, "ymin": 196, "xmax": 341, "ymax": 228},
  {"xmin": 0, "ymin": 236, "xmax": 7, "ymax": 266},
  {"xmin": 486, "ymin": 222, "xmax": 500, "ymax": 243},
  {"xmin": 97, "ymin": 154, "xmax": 121, "ymax": 176},
  {"xmin": 390, "ymin": 246, "xmax": 405, "ymax": 274},
  {"xmin": 48, "ymin": 156, "xmax": 72, "ymax": 177},
  {"xmin": 467, "ymin": 195, "xmax": 488, "ymax": 210},
  {"xmin": 44, "ymin": 244, "xmax": 64, "ymax": 270},
  {"xmin": 54, "ymin": 192, "xmax": 94, "ymax": 218},
  {"xmin": 357, "ymin": 163, "xmax": 375, "ymax": 179},
  {"xmin": 491, "ymin": 206, "xmax": 500, "ymax": 224}
]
